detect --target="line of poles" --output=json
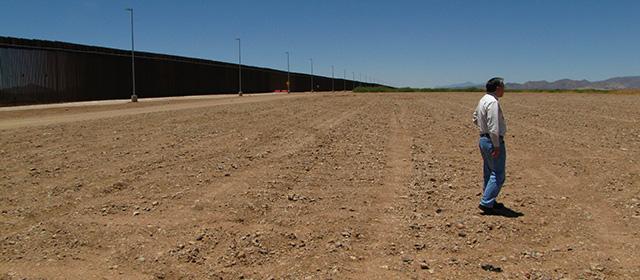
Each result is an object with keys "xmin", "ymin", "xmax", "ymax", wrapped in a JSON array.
[{"xmin": 124, "ymin": 8, "xmax": 379, "ymax": 101}]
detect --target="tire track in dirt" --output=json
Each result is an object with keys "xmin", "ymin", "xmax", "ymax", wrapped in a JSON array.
[
  {"xmin": 105, "ymin": 94, "xmax": 349, "ymax": 215},
  {"xmin": 355, "ymin": 95, "xmax": 414, "ymax": 278},
  {"xmin": 179, "ymin": 95, "xmax": 381, "ymax": 278},
  {"xmin": 187, "ymin": 95, "xmax": 362, "ymax": 202}
]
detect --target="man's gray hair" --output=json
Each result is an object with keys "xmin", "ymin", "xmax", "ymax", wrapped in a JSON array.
[{"xmin": 486, "ymin": 77, "xmax": 504, "ymax": 92}]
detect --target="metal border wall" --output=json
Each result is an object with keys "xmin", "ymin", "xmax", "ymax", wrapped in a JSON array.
[{"xmin": 1, "ymin": 37, "xmax": 378, "ymax": 106}]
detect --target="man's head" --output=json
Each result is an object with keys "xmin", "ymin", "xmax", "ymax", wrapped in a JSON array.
[{"xmin": 486, "ymin": 77, "xmax": 504, "ymax": 97}]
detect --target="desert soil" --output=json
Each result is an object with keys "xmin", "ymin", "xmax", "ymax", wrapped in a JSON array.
[{"xmin": 1, "ymin": 91, "xmax": 638, "ymax": 279}]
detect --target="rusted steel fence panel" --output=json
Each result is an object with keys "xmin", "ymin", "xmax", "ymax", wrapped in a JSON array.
[{"xmin": 1, "ymin": 37, "xmax": 377, "ymax": 106}]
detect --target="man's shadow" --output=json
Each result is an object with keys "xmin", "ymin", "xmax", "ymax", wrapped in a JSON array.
[{"xmin": 480, "ymin": 206, "xmax": 524, "ymax": 218}]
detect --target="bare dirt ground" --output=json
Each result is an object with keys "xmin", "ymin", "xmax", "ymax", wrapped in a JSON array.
[{"xmin": 1, "ymin": 91, "xmax": 639, "ymax": 279}]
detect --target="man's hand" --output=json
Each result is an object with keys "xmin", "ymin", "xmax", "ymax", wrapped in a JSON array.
[{"xmin": 492, "ymin": 147, "xmax": 501, "ymax": 158}]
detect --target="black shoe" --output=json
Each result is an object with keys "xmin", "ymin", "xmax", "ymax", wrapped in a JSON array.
[
  {"xmin": 493, "ymin": 202, "xmax": 505, "ymax": 209},
  {"xmin": 478, "ymin": 204, "xmax": 499, "ymax": 214}
]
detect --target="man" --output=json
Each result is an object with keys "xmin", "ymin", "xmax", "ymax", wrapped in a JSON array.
[{"xmin": 473, "ymin": 77, "xmax": 507, "ymax": 214}]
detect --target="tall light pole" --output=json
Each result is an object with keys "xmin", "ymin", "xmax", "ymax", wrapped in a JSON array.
[
  {"xmin": 236, "ymin": 38, "xmax": 242, "ymax": 96},
  {"xmin": 286, "ymin": 52, "xmax": 290, "ymax": 93},
  {"xmin": 352, "ymin": 72, "xmax": 355, "ymax": 90},
  {"xmin": 331, "ymin": 65, "xmax": 334, "ymax": 92},
  {"xmin": 310, "ymin": 58, "xmax": 313, "ymax": 92},
  {"xmin": 343, "ymin": 69, "xmax": 346, "ymax": 91},
  {"xmin": 125, "ymin": 8, "xmax": 137, "ymax": 102}
]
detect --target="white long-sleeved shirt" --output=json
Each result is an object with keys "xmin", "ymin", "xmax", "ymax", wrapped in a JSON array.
[{"xmin": 473, "ymin": 92, "xmax": 506, "ymax": 147}]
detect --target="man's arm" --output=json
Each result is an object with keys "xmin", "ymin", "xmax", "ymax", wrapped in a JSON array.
[{"xmin": 487, "ymin": 101, "xmax": 501, "ymax": 158}]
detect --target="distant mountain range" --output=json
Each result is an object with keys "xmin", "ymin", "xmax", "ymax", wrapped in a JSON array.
[{"xmin": 442, "ymin": 76, "xmax": 640, "ymax": 90}]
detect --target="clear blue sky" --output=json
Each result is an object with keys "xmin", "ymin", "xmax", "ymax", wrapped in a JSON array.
[{"xmin": 2, "ymin": 0, "xmax": 639, "ymax": 88}]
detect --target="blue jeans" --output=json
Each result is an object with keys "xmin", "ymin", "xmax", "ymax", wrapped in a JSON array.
[{"xmin": 479, "ymin": 136, "xmax": 506, "ymax": 208}]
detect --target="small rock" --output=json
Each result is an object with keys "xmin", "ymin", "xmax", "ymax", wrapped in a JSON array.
[
  {"xmin": 481, "ymin": 264, "xmax": 502, "ymax": 272},
  {"xmin": 419, "ymin": 262, "xmax": 429, "ymax": 269},
  {"xmin": 591, "ymin": 264, "xmax": 605, "ymax": 272}
]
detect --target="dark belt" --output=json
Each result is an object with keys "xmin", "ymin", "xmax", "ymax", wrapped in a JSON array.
[{"xmin": 481, "ymin": 133, "xmax": 504, "ymax": 139}]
